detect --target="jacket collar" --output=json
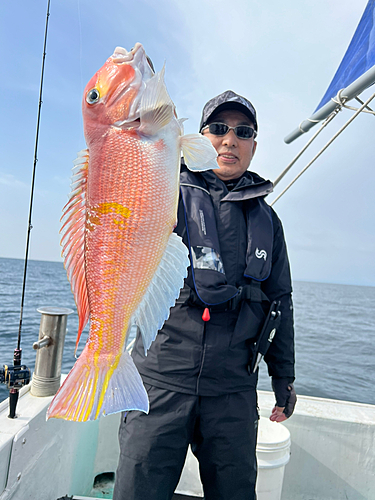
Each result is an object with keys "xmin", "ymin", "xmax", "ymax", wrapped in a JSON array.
[{"xmin": 201, "ymin": 169, "xmax": 273, "ymax": 202}]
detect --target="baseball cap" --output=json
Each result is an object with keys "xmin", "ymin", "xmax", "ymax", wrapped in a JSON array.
[{"xmin": 199, "ymin": 90, "xmax": 257, "ymax": 132}]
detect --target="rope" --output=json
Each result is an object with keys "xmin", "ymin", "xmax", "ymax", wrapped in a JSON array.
[
  {"xmin": 332, "ymin": 88, "xmax": 375, "ymax": 115},
  {"xmin": 298, "ymin": 117, "xmax": 321, "ymax": 133},
  {"xmin": 31, "ymin": 374, "xmax": 61, "ymax": 397},
  {"xmin": 271, "ymin": 90, "xmax": 375, "ymax": 206},
  {"xmin": 298, "ymin": 86, "xmax": 375, "ymax": 137},
  {"xmin": 274, "ymin": 111, "xmax": 338, "ymax": 188}
]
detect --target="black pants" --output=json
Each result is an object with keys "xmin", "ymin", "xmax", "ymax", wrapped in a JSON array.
[{"xmin": 113, "ymin": 384, "xmax": 259, "ymax": 500}]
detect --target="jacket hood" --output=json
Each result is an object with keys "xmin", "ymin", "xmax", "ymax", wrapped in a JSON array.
[{"xmin": 201, "ymin": 168, "xmax": 273, "ymax": 202}]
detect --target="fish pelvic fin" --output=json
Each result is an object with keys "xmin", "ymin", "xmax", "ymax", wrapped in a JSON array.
[
  {"xmin": 180, "ymin": 134, "xmax": 219, "ymax": 171},
  {"xmin": 139, "ymin": 65, "xmax": 175, "ymax": 135},
  {"xmin": 132, "ymin": 232, "xmax": 189, "ymax": 354},
  {"xmin": 60, "ymin": 149, "xmax": 90, "ymax": 354},
  {"xmin": 46, "ymin": 345, "xmax": 148, "ymax": 422}
]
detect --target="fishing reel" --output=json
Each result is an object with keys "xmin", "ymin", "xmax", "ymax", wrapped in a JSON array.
[
  {"xmin": 0, "ymin": 364, "xmax": 31, "ymax": 390},
  {"xmin": 0, "ymin": 347, "xmax": 30, "ymax": 390},
  {"xmin": 0, "ymin": 354, "xmax": 31, "ymax": 419}
]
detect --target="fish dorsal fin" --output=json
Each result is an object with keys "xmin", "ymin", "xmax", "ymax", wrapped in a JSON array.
[
  {"xmin": 139, "ymin": 65, "xmax": 175, "ymax": 135},
  {"xmin": 180, "ymin": 134, "xmax": 219, "ymax": 171},
  {"xmin": 60, "ymin": 149, "xmax": 90, "ymax": 354},
  {"xmin": 131, "ymin": 232, "xmax": 189, "ymax": 353}
]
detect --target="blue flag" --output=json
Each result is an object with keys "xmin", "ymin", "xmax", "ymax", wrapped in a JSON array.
[{"xmin": 315, "ymin": 0, "xmax": 375, "ymax": 111}]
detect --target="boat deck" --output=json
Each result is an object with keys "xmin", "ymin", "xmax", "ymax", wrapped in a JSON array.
[
  {"xmin": 1, "ymin": 384, "xmax": 375, "ymax": 500},
  {"xmin": 57, "ymin": 495, "xmax": 198, "ymax": 500}
]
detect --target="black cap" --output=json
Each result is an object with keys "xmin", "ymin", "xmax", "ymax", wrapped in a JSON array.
[{"xmin": 199, "ymin": 90, "xmax": 257, "ymax": 132}]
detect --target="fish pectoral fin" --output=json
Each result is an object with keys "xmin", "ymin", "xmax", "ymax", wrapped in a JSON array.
[
  {"xmin": 180, "ymin": 134, "xmax": 219, "ymax": 171},
  {"xmin": 60, "ymin": 149, "xmax": 90, "ymax": 352},
  {"xmin": 131, "ymin": 232, "xmax": 189, "ymax": 354},
  {"xmin": 139, "ymin": 65, "xmax": 175, "ymax": 135},
  {"xmin": 47, "ymin": 347, "xmax": 149, "ymax": 422}
]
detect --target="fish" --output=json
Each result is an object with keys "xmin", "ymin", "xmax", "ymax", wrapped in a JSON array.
[{"xmin": 46, "ymin": 43, "xmax": 218, "ymax": 422}]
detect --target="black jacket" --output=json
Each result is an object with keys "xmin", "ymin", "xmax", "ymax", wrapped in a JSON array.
[{"xmin": 132, "ymin": 166, "xmax": 295, "ymax": 396}]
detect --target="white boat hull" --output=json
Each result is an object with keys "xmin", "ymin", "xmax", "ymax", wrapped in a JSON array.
[{"xmin": 1, "ymin": 382, "xmax": 374, "ymax": 499}]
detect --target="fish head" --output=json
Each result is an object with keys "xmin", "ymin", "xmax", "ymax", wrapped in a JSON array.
[{"xmin": 82, "ymin": 43, "xmax": 154, "ymax": 139}]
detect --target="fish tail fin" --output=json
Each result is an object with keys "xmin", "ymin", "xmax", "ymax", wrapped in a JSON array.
[
  {"xmin": 47, "ymin": 347, "xmax": 148, "ymax": 422},
  {"xmin": 180, "ymin": 134, "xmax": 219, "ymax": 171}
]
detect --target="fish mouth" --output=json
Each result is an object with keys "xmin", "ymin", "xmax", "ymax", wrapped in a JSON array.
[
  {"xmin": 111, "ymin": 43, "xmax": 143, "ymax": 65},
  {"xmin": 108, "ymin": 43, "xmax": 154, "ymax": 128}
]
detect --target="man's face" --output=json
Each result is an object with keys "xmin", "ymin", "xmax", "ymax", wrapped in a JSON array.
[{"xmin": 202, "ymin": 110, "xmax": 257, "ymax": 181}]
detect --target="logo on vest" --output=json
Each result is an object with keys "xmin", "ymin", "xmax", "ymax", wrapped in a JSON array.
[
  {"xmin": 255, "ymin": 248, "xmax": 267, "ymax": 261},
  {"xmin": 199, "ymin": 209, "xmax": 207, "ymax": 235}
]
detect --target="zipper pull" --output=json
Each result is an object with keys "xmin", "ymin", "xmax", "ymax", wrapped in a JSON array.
[{"xmin": 202, "ymin": 307, "xmax": 210, "ymax": 322}]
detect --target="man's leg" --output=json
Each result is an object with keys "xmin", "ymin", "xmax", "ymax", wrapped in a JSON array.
[
  {"xmin": 113, "ymin": 384, "xmax": 197, "ymax": 500},
  {"xmin": 192, "ymin": 389, "xmax": 259, "ymax": 500}
]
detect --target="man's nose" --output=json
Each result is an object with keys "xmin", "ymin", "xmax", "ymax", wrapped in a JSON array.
[{"xmin": 222, "ymin": 129, "xmax": 238, "ymax": 147}]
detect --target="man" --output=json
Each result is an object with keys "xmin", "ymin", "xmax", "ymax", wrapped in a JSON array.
[{"xmin": 113, "ymin": 90, "xmax": 296, "ymax": 500}]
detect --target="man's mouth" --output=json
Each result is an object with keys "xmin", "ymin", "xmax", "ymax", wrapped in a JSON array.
[{"xmin": 219, "ymin": 153, "xmax": 238, "ymax": 161}]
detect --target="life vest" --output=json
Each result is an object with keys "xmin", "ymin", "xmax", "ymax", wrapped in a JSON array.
[{"xmin": 180, "ymin": 169, "xmax": 273, "ymax": 306}]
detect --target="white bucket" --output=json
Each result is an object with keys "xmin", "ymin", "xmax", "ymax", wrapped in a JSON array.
[
  {"xmin": 175, "ymin": 446, "xmax": 204, "ymax": 498},
  {"xmin": 175, "ymin": 416, "xmax": 290, "ymax": 499},
  {"xmin": 256, "ymin": 417, "xmax": 291, "ymax": 500}
]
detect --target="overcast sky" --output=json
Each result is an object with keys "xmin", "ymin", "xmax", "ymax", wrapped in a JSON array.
[{"xmin": 0, "ymin": 0, "xmax": 374, "ymax": 286}]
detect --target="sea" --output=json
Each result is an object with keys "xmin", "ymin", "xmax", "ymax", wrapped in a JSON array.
[{"xmin": 0, "ymin": 256, "xmax": 374, "ymax": 406}]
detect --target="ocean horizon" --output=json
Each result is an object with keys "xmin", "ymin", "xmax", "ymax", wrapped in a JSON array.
[{"xmin": 3, "ymin": 255, "xmax": 374, "ymax": 288}]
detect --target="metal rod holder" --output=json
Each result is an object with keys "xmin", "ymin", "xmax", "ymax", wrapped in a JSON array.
[{"xmin": 31, "ymin": 306, "xmax": 73, "ymax": 397}]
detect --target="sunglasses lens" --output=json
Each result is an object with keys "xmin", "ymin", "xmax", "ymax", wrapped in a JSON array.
[
  {"xmin": 205, "ymin": 123, "xmax": 255, "ymax": 139},
  {"xmin": 235, "ymin": 126, "xmax": 253, "ymax": 139},
  {"xmin": 208, "ymin": 123, "xmax": 229, "ymax": 135}
]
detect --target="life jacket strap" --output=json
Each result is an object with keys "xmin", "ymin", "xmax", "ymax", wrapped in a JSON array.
[
  {"xmin": 229, "ymin": 283, "xmax": 270, "ymax": 309},
  {"xmin": 187, "ymin": 282, "xmax": 269, "ymax": 312}
]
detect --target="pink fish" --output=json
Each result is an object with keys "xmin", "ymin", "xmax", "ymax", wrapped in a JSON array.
[{"xmin": 47, "ymin": 43, "xmax": 217, "ymax": 421}]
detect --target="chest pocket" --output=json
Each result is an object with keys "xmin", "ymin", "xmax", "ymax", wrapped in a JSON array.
[
  {"xmin": 244, "ymin": 199, "xmax": 273, "ymax": 281},
  {"xmin": 180, "ymin": 182, "xmax": 239, "ymax": 306}
]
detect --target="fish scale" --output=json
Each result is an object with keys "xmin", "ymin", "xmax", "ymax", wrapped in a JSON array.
[{"xmin": 85, "ymin": 132, "xmax": 176, "ymax": 356}]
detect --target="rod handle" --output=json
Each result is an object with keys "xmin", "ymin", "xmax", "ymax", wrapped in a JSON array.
[{"xmin": 8, "ymin": 389, "xmax": 19, "ymax": 419}]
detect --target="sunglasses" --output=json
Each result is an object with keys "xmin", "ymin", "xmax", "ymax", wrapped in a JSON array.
[{"xmin": 202, "ymin": 122, "xmax": 257, "ymax": 139}]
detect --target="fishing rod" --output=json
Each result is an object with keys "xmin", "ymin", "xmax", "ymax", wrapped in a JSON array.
[{"xmin": 0, "ymin": 0, "xmax": 51, "ymax": 418}]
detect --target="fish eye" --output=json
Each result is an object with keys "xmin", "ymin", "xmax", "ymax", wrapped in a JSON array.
[{"xmin": 86, "ymin": 88, "xmax": 100, "ymax": 104}]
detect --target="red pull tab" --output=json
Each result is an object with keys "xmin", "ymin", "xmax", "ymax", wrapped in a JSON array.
[{"xmin": 202, "ymin": 307, "xmax": 210, "ymax": 322}]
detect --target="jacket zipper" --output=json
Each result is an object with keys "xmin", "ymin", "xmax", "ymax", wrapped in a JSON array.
[{"xmin": 195, "ymin": 321, "xmax": 207, "ymax": 394}]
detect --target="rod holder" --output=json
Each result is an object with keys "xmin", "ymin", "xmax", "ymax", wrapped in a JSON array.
[{"xmin": 31, "ymin": 306, "xmax": 73, "ymax": 397}]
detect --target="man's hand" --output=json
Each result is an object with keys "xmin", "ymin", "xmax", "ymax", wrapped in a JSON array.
[{"xmin": 270, "ymin": 378, "xmax": 296, "ymax": 422}]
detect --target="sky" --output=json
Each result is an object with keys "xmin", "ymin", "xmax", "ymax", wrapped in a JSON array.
[{"xmin": 0, "ymin": 0, "xmax": 374, "ymax": 286}]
